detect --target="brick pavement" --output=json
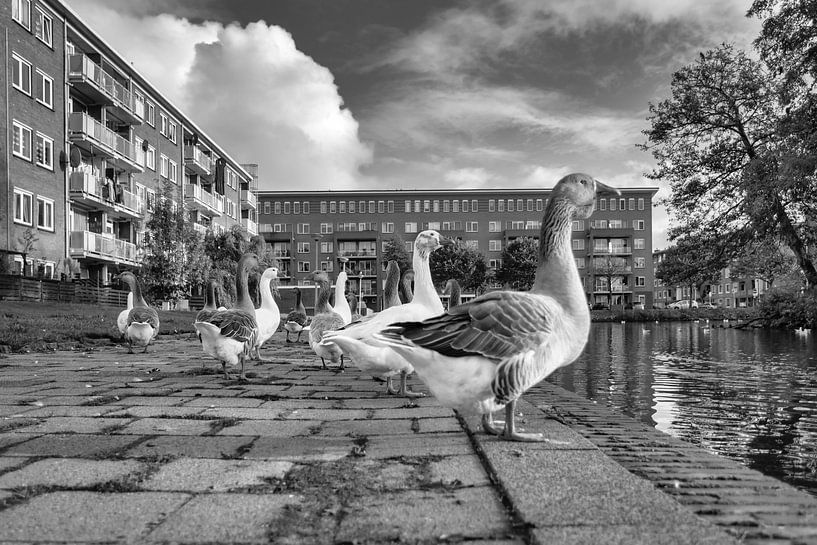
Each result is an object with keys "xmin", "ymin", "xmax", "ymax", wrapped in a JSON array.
[{"xmin": 0, "ymin": 332, "xmax": 810, "ymax": 543}]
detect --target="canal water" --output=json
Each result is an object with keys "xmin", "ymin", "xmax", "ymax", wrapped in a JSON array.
[{"xmin": 546, "ymin": 321, "xmax": 817, "ymax": 495}]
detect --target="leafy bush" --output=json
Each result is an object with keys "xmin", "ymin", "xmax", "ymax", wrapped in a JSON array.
[{"xmin": 756, "ymin": 288, "xmax": 817, "ymax": 329}]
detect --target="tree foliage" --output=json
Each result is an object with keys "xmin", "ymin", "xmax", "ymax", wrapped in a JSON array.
[
  {"xmin": 429, "ymin": 243, "xmax": 488, "ymax": 293},
  {"xmin": 641, "ymin": 37, "xmax": 817, "ymax": 288},
  {"xmin": 656, "ymin": 238, "xmax": 723, "ymax": 300},
  {"xmin": 381, "ymin": 236, "xmax": 412, "ymax": 274},
  {"xmin": 494, "ymin": 237, "xmax": 538, "ymax": 291}
]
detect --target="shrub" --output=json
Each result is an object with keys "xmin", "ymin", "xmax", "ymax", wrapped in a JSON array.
[{"xmin": 756, "ymin": 288, "xmax": 817, "ymax": 329}]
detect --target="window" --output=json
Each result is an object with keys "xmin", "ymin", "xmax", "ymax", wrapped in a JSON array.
[
  {"xmin": 387, "ymin": 201, "xmax": 394, "ymax": 213},
  {"xmin": 169, "ymin": 159, "xmax": 178, "ymax": 183},
  {"xmin": 146, "ymin": 145, "xmax": 156, "ymax": 170},
  {"xmin": 320, "ymin": 222, "xmax": 333, "ymax": 234},
  {"xmin": 572, "ymin": 220, "xmax": 584, "ymax": 231},
  {"xmin": 599, "ymin": 199, "xmax": 607, "ymax": 211},
  {"xmin": 609, "ymin": 219, "xmax": 623, "ymax": 228},
  {"xmin": 12, "ymin": 0, "xmax": 31, "ymax": 30},
  {"xmin": 489, "ymin": 240, "xmax": 502, "ymax": 252},
  {"xmin": 160, "ymin": 113, "xmax": 169, "ymax": 137},
  {"xmin": 320, "ymin": 241, "xmax": 334, "ymax": 254},
  {"xmin": 488, "ymin": 199, "xmax": 495, "ymax": 212},
  {"xmin": 571, "ymin": 239, "xmax": 585, "ymax": 251},
  {"xmin": 526, "ymin": 199, "xmax": 533, "ymax": 211},
  {"xmin": 35, "ymin": 132, "xmax": 53, "ymax": 169},
  {"xmin": 507, "ymin": 199, "xmax": 514, "ymax": 212},
  {"xmin": 274, "ymin": 202, "xmax": 282, "ymax": 215},
  {"xmin": 536, "ymin": 199, "xmax": 543, "ymax": 211},
  {"xmin": 160, "ymin": 154, "xmax": 169, "ymax": 178},
  {"xmin": 146, "ymin": 101, "xmax": 155, "ymax": 126},
  {"xmin": 498, "ymin": 200, "xmax": 505, "ymax": 212},
  {"xmin": 619, "ymin": 199, "xmax": 626, "ymax": 210},
  {"xmin": 329, "ymin": 201, "xmax": 336, "ymax": 213},
  {"xmin": 298, "ymin": 261, "xmax": 311, "ymax": 273},
  {"xmin": 634, "ymin": 257, "xmax": 646, "ymax": 269},
  {"xmin": 405, "ymin": 222, "xmax": 418, "ymax": 233},
  {"xmin": 462, "ymin": 200, "xmax": 469, "ymax": 213},
  {"xmin": 433, "ymin": 200, "xmax": 440, "ymax": 213},
  {"xmin": 35, "ymin": 70, "xmax": 53, "ymax": 108},
  {"xmin": 169, "ymin": 121, "xmax": 177, "ymax": 143},
  {"xmin": 320, "ymin": 201, "xmax": 327, "ymax": 214},
  {"xmin": 634, "ymin": 220, "xmax": 645, "ymax": 230},
  {"xmin": 593, "ymin": 219, "xmax": 608, "ymax": 229},
  {"xmin": 575, "ymin": 257, "xmax": 585, "ymax": 269},
  {"xmin": 12, "ymin": 121, "xmax": 32, "ymax": 160},
  {"xmin": 404, "ymin": 241, "xmax": 414, "ymax": 253},
  {"xmin": 423, "ymin": 200, "xmax": 430, "ymax": 213},
  {"xmin": 36, "ymin": 196, "xmax": 54, "ymax": 231},
  {"xmin": 638, "ymin": 198, "xmax": 645, "ymax": 211},
  {"xmin": 263, "ymin": 202, "xmax": 271, "ymax": 215},
  {"xmin": 12, "ymin": 53, "xmax": 32, "ymax": 95},
  {"xmin": 452, "ymin": 201, "xmax": 459, "ymax": 213},
  {"xmin": 34, "ymin": 7, "xmax": 52, "ymax": 46},
  {"xmin": 472, "ymin": 200, "xmax": 478, "ymax": 212},
  {"xmin": 303, "ymin": 202, "xmax": 310, "ymax": 214},
  {"xmin": 629, "ymin": 198, "xmax": 635, "ymax": 210},
  {"xmin": 610, "ymin": 198, "xmax": 616, "ymax": 211},
  {"xmin": 297, "ymin": 242, "xmax": 310, "ymax": 254},
  {"xmin": 517, "ymin": 199, "xmax": 523, "ymax": 211},
  {"xmin": 489, "ymin": 259, "xmax": 502, "ymax": 269},
  {"xmin": 284, "ymin": 202, "xmax": 291, "ymax": 214},
  {"xmin": 378, "ymin": 201, "xmax": 385, "ymax": 213},
  {"xmin": 297, "ymin": 223, "xmax": 310, "ymax": 234},
  {"xmin": 488, "ymin": 221, "xmax": 500, "ymax": 232},
  {"xmin": 634, "ymin": 238, "xmax": 645, "ymax": 250},
  {"xmin": 359, "ymin": 200, "xmax": 365, "ymax": 213},
  {"xmin": 466, "ymin": 221, "xmax": 478, "ymax": 232},
  {"xmin": 294, "ymin": 202, "xmax": 301, "ymax": 215},
  {"xmin": 339, "ymin": 201, "xmax": 346, "ymax": 214},
  {"xmin": 14, "ymin": 188, "xmax": 33, "ymax": 225},
  {"xmin": 382, "ymin": 222, "xmax": 394, "ymax": 234},
  {"xmin": 443, "ymin": 200, "xmax": 450, "ymax": 213},
  {"xmin": 636, "ymin": 277, "xmax": 646, "ymax": 287}
]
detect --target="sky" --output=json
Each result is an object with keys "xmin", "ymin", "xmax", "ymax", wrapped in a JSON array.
[{"xmin": 65, "ymin": 0, "xmax": 762, "ymax": 250}]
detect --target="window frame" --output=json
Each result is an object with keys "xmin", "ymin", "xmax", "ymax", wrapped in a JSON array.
[
  {"xmin": 12, "ymin": 0, "xmax": 31, "ymax": 30},
  {"xmin": 34, "ymin": 6, "xmax": 53, "ymax": 47},
  {"xmin": 12, "ymin": 120, "xmax": 33, "ymax": 161},
  {"xmin": 12, "ymin": 53, "xmax": 32, "ymax": 95},
  {"xmin": 13, "ymin": 187, "xmax": 33, "ymax": 226},
  {"xmin": 35, "ymin": 69, "xmax": 53, "ymax": 108},
  {"xmin": 35, "ymin": 131, "xmax": 53, "ymax": 170},
  {"xmin": 36, "ymin": 195, "xmax": 54, "ymax": 231}
]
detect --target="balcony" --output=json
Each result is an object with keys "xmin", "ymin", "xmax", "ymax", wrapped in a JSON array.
[
  {"xmin": 591, "ymin": 246, "xmax": 633, "ymax": 256},
  {"xmin": 67, "ymin": 54, "xmax": 141, "ymax": 125},
  {"xmin": 338, "ymin": 249, "xmax": 377, "ymax": 258},
  {"xmin": 191, "ymin": 223, "xmax": 208, "ymax": 236},
  {"xmin": 184, "ymin": 145, "xmax": 213, "ymax": 178},
  {"xmin": 271, "ymin": 249, "xmax": 291, "ymax": 259},
  {"xmin": 69, "ymin": 171, "xmax": 142, "ymax": 220},
  {"xmin": 242, "ymin": 217, "xmax": 258, "ymax": 236},
  {"xmin": 241, "ymin": 189, "xmax": 257, "ymax": 210},
  {"xmin": 258, "ymin": 223, "xmax": 273, "ymax": 233},
  {"xmin": 184, "ymin": 184, "xmax": 222, "ymax": 217},
  {"xmin": 68, "ymin": 113, "xmax": 142, "ymax": 172},
  {"xmin": 69, "ymin": 231, "xmax": 138, "ymax": 265}
]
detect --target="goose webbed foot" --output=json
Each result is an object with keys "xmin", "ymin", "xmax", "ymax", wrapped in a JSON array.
[
  {"xmin": 221, "ymin": 362, "xmax": 232, "ymax": 380},
  {"xmin": 391, "ymin": 371, "xmax": 424, "ymax": 398},
  {"xmin": 142, "ymin": 345, "xmax": 149, "ymax": 353},
  {"xmin": 320, "ymin": 357, "xmax": 327, "ymax": 370},
  {"xmin": 495, "ymin": 402, "xmax": 549, "ymax": 443},
  {"xmin": 481, "ymin": 412, "xmax": 504, "ymax": 436}
]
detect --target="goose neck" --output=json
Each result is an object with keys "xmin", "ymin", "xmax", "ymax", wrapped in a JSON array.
[
  {"xmin": 260, "ymin": 274, "xmax": 276, "ymax": 310},
  {"xmin": 531, "ymin": 198, "xmax": 582, "ymax": 300},
  {"xmin": 235, "ymin": 266, "xmax": 254, "ymax": 314},
  {"xmin": 412, "ymin": 250, "xmax": 442, "ymax": 312}
]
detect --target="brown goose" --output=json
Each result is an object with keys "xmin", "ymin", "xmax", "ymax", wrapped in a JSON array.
[{"xmin": 115, "ymin": 271, "xmax": 159, "ymax": 353}]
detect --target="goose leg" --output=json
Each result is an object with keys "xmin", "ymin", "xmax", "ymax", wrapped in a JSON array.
[
  {"xmin": 285, "ymin": 331, "xmax": 292, "ymax": 343},
  {"xmin": 127, "ymin": 340, "xmax": 134, "ymax": 354},
  {"xmin": 238, "ymin": 355, "xmax": 248, "ymax": 382},
  {"xmin": 338, "ymin": 355, "xmax": 345, "ymax": 372},
  {"xmin": 395, "ymin": 371, "xmax": 425, "ymax": 398},
  {"xmin": 321, "ymin": 357, "xmax": 327, "ymax": 370},
  {"xmin": 142, "ymin": 343, "xmax": 149, "ymax": 353},
  {"xmin": 221, "ymin": 362, "xmax": 232, "ymax": 380},
  {"xmin": 501, "ymin": 400, "xmax": 547, "ymax": 442},
  {"xmin": 481, "ymin": 412, "xmax": 504, "ymax": 436},
  {"xmin": 386, "ymin": 375, "xmax": 398, "ymax": 395}
]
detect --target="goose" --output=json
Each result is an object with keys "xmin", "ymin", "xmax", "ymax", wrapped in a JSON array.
[
  {"xmin": 399, "ymin": 268, "xmax": 415, "ymax": 304},
  {"xmin": 253, "ymin": 266, "xmax": 281, "ymax": 361},
  {"xmin": 195, "ymin": 278, "xmax": 221, "ymax": 355},
  {"xmin": 330, "ymin": 271, "xmax": 353, "ymax": 326},
  {"xmin": 306, "ymin": 270, "xmax": 345, "ymax": 370},
  {"xmin": 284, "ymin": 287, "xmax": 308, "ymax": 343},
  {"xmin": 320, "ymin": 230, "xmax": 452, "ymax": 397},
  {"xmin": 444, "ymin": 278, "xmax": 462, "ymax": 309},
  {"xmin": 383, "ymin": 261, "xmax": 402, "ymax": 309},
  {"xmin": 116, "ymin": 291, "xmax": 134, "ymax": 338},
  {"xmin": 194, "ymin": 253, "xmax": 259, "ymax": 381},
  {"xmin": 375, "ymin": 174, "xmax": 620, "ymax": 441},
  {"xmin": 114, "ymin": 271, "xmax": 159, "ymax": 353}
]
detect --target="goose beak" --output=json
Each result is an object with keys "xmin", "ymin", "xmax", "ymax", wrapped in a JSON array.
[
  {"xmin": 594, "ymin": 179, "xmax": 621, "ymax": 196},
  {"xmin": 440, "ymin": 236, "xmax": 456, "ymax": 247}
]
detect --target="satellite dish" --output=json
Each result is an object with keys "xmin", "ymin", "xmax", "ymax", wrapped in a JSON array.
[
  {"xmin": 141, "ymin": 139, "xmax": 149, "ymax": 152},
  {"xmin": 69, "ymin": 146, "xmax": 82, "ymax": 168}
]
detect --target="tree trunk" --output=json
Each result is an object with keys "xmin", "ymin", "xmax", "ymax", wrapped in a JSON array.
[{"xmin": 774, "ymin": 199, "xmax": 817, "ymax": 288}]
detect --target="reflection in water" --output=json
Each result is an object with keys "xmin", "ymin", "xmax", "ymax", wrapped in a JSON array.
[{"xmin": 546, "ymin": 321, "xmax": 817, "ymax": 495}]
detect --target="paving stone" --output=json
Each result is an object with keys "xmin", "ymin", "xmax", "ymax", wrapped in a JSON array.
[
  {"xmin": 320, "ymin": 417, "xmax": 461, "ymax": 436},
  {"xmin": 3, "ymin": 434, "xmax": 142, "ymax": 458},
  {"xmin": 182, "ymin": 396, "xmax": 266, "ymax": 408},
  {"xmin": 0, "ymin": 458, "xmax": 145, "ymax": 489},
  {"xmin": 112, "ymin": 396, "xmax": 185, "ymax": 407},
  {"xmin": 276, "ymin": 408, "xmax": 371, "ymax": 421},
  {"xmin": 0, "ymin": 491, "xmax": 190, "ymax": 541},
  {"xmin": 428, "ymin": 454, "xmax": 493, "ymax": 487},
  {"xmin": 105, "ymin": 406, "xmax": 209, "ymax": 418},
  {"xmin": 123, "ymin": 435, "xmax": 256, "ymax": 459},
  {"xmin": 215, "ymin": 419, "xmax": 318, "ymax": 437},
  {"xmin": 244, "ymin": 436, "xmax": 355, "ymax": 461},
  {"xmin": 147, "ymin": 493, "xmax": 301, "ymax": 542},
  {"xmin": 0, "ymin": 456, "xmax": 28, "ymax": 473},
  {"xmin": 364, "ymin": 433, "xmax": 474, "ymax": 459},
  {"xmin": 0, "ymin": 432, "xmax": 40, "ymax": 452},
  {"xmin": 532, "ymin": 525, "xmax": 737, "ymax": 545},
  {"xmin": 115, "ymin": 417, "xmax": 215, "ymax": 436},
  {"xmin": 11, "ymin": 416, "xmax": 132, "ymax": 435},
  {"xmin": 15, "ymin": 405, "xmax": 123, "ymax": 418},
  {"xmin": 336, "ymin": 487, "xmax": 511, "ymax": 543},
  {"xmin": 141, "ymin": 457, "xmax": 293, "ymax": 492}
]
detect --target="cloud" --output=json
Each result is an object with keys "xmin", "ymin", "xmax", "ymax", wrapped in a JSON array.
[{"xmin": 65, "ymin": 1, "xmax": 372, "ymax": 190}]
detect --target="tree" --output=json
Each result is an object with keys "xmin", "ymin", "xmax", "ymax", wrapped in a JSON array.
[
  {"xmin": 202, "ymin": 225, "xmax": 269, "ymax": 306},
  {"xmin": 729, "ymin": 237, "xmax": 801, "ymax": 289},
  {"xmin": 640, "ymin": 43, "xmax": 817, "ymax": 288},
  {"xmin": 655, "ymin": 239, "xmax": 722, "ymax": 303},
  {"xmin": 592, "ymin": 254, "xmax": 631, "ymax": 306},
  {"xmin": 494, "ymin": 237, "xmax": 538, "ymax": 291},
  {"xmin": 381, "ymin": 236, "xmax": 412, "ymax": 274},
  {"xmin": 142, "ymin": 180, "xmax": 198, "ymax": 302},
  {"xmin": 429, "ymin": 242, "xmax": 488, "ymax": 293}
]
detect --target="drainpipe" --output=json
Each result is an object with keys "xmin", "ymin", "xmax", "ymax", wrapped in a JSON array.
[
  {"xmin": 62, "ymin": 17, "xmax": 70, "ymax": 274},
  {"xmin": 5, "ymin": 26, "xmax": 11, "ymax": 254}
]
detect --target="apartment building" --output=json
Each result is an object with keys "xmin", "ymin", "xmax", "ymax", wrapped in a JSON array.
[
  {"xmin": 2, "ymin": 0, "xmax": 257, "ymax": 283},
  {"xmin": 652, "ymin": 251, "xmax": 770, "ymax": 308},
  {"xmin": 257, "ymin": 187, "xmax": 659, "ymax": 311}
]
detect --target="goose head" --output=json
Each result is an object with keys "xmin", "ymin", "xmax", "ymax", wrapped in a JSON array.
[
  {"xmin": 414, "ymin": 230, "xmax": 454, "ymax": 258},
  {"xmin": 551, "ymin": 173, "xmax": 620, "ymax": 220},
  {"xmin": 261, "ymin": 266, "xmax": 279, "ymax": 281},
  {"xmin": 305, "ymin": 270, "xmax": 330, "ymax": 286}
]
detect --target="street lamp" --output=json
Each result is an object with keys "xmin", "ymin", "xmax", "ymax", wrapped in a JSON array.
[{"xmin": 312, "ymin": 234, "xmax": 324, "ymax": 313}]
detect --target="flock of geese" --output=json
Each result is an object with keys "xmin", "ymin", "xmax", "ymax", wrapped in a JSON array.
[{"xmin": 115, "ymin": 173, "xmax": 620, "ymax": 442}]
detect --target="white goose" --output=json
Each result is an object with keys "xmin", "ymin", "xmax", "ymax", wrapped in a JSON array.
[
  {"xmin": 320, "ymin": 230, "xmax": 452, "ymax": 397},
  {"xmin": 306, "ymin": 270, "xmax": 345, "ymax": 370},
  {"xmin": 253, "ymin": 266, "xmax": 281, "ymax": 361},
  {"xmin": 115, "ymin": 271, "xmax": 159, "ymax": 353},
  {"xmin": 376, "ymin": 174, "xmax": 620, "ymax": 441},
  {"xmin": 194, "ymin": 253, "xmax": 259, "ymax": 381},
  {"xmin": 117, "ymin": 291, "xmax": 134, "ymax": 338},
  {"xmin": 330, "ymin": 271, "xmax": 352, "ymax": 326}
]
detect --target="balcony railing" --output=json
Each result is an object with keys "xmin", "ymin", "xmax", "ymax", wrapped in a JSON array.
[
  {"xmin": 591, "ymin": 246, "xmax": 633, "ymax": 255},
  {"xmin": 183, "ymin": 145, "xmax": 213, "ymax": 177},
  {"xmin": 184, "ymin": 184, "xmax": 222, "ymax": 216},
  {"xmin": 67, "ymin": 54, "xmax": 140, "ymax": 124},
  {"xmin": 338, "ymin": 249, "xmax": 377, "ymax": 257},
  {"xmin": 258, "ymin": 224, "xmax": 274, "ymax": 233},
  {"xmin": 191, "ymin": 223, "xmax": 208, "ymax": 236},
  {"xmin": 69, "ymin": 231, "xmax": 138, "ymax": 263},
  {"xmin": 242, "ymin": 217, "xmax": 257, "ymax": 236},
  {"xmin": 240, "ymin": 189, "xmax": 257, "ymax": 210},
  {"xmin": 271, "ymin": 249, "xmax": 291, "ymax": 258},
  {"xmin": 69, "ymin": 172, "xmax": 142, "ymax": 219},
  {"xmin": 68, "ymin": 113, "xmax": 141, "ymax": 171}
]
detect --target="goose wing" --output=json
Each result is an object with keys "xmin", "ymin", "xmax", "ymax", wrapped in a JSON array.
[
  {"xmin": 205, "ymin": 309, "xmax": 258, "ymax": 344},
  {"xmin": 128, "ymin": 307, "xmax": 159, "ymax": 328},
  {"xmin": 387, "ymin": 291, "xmax": 557, "ymax": 362}
]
